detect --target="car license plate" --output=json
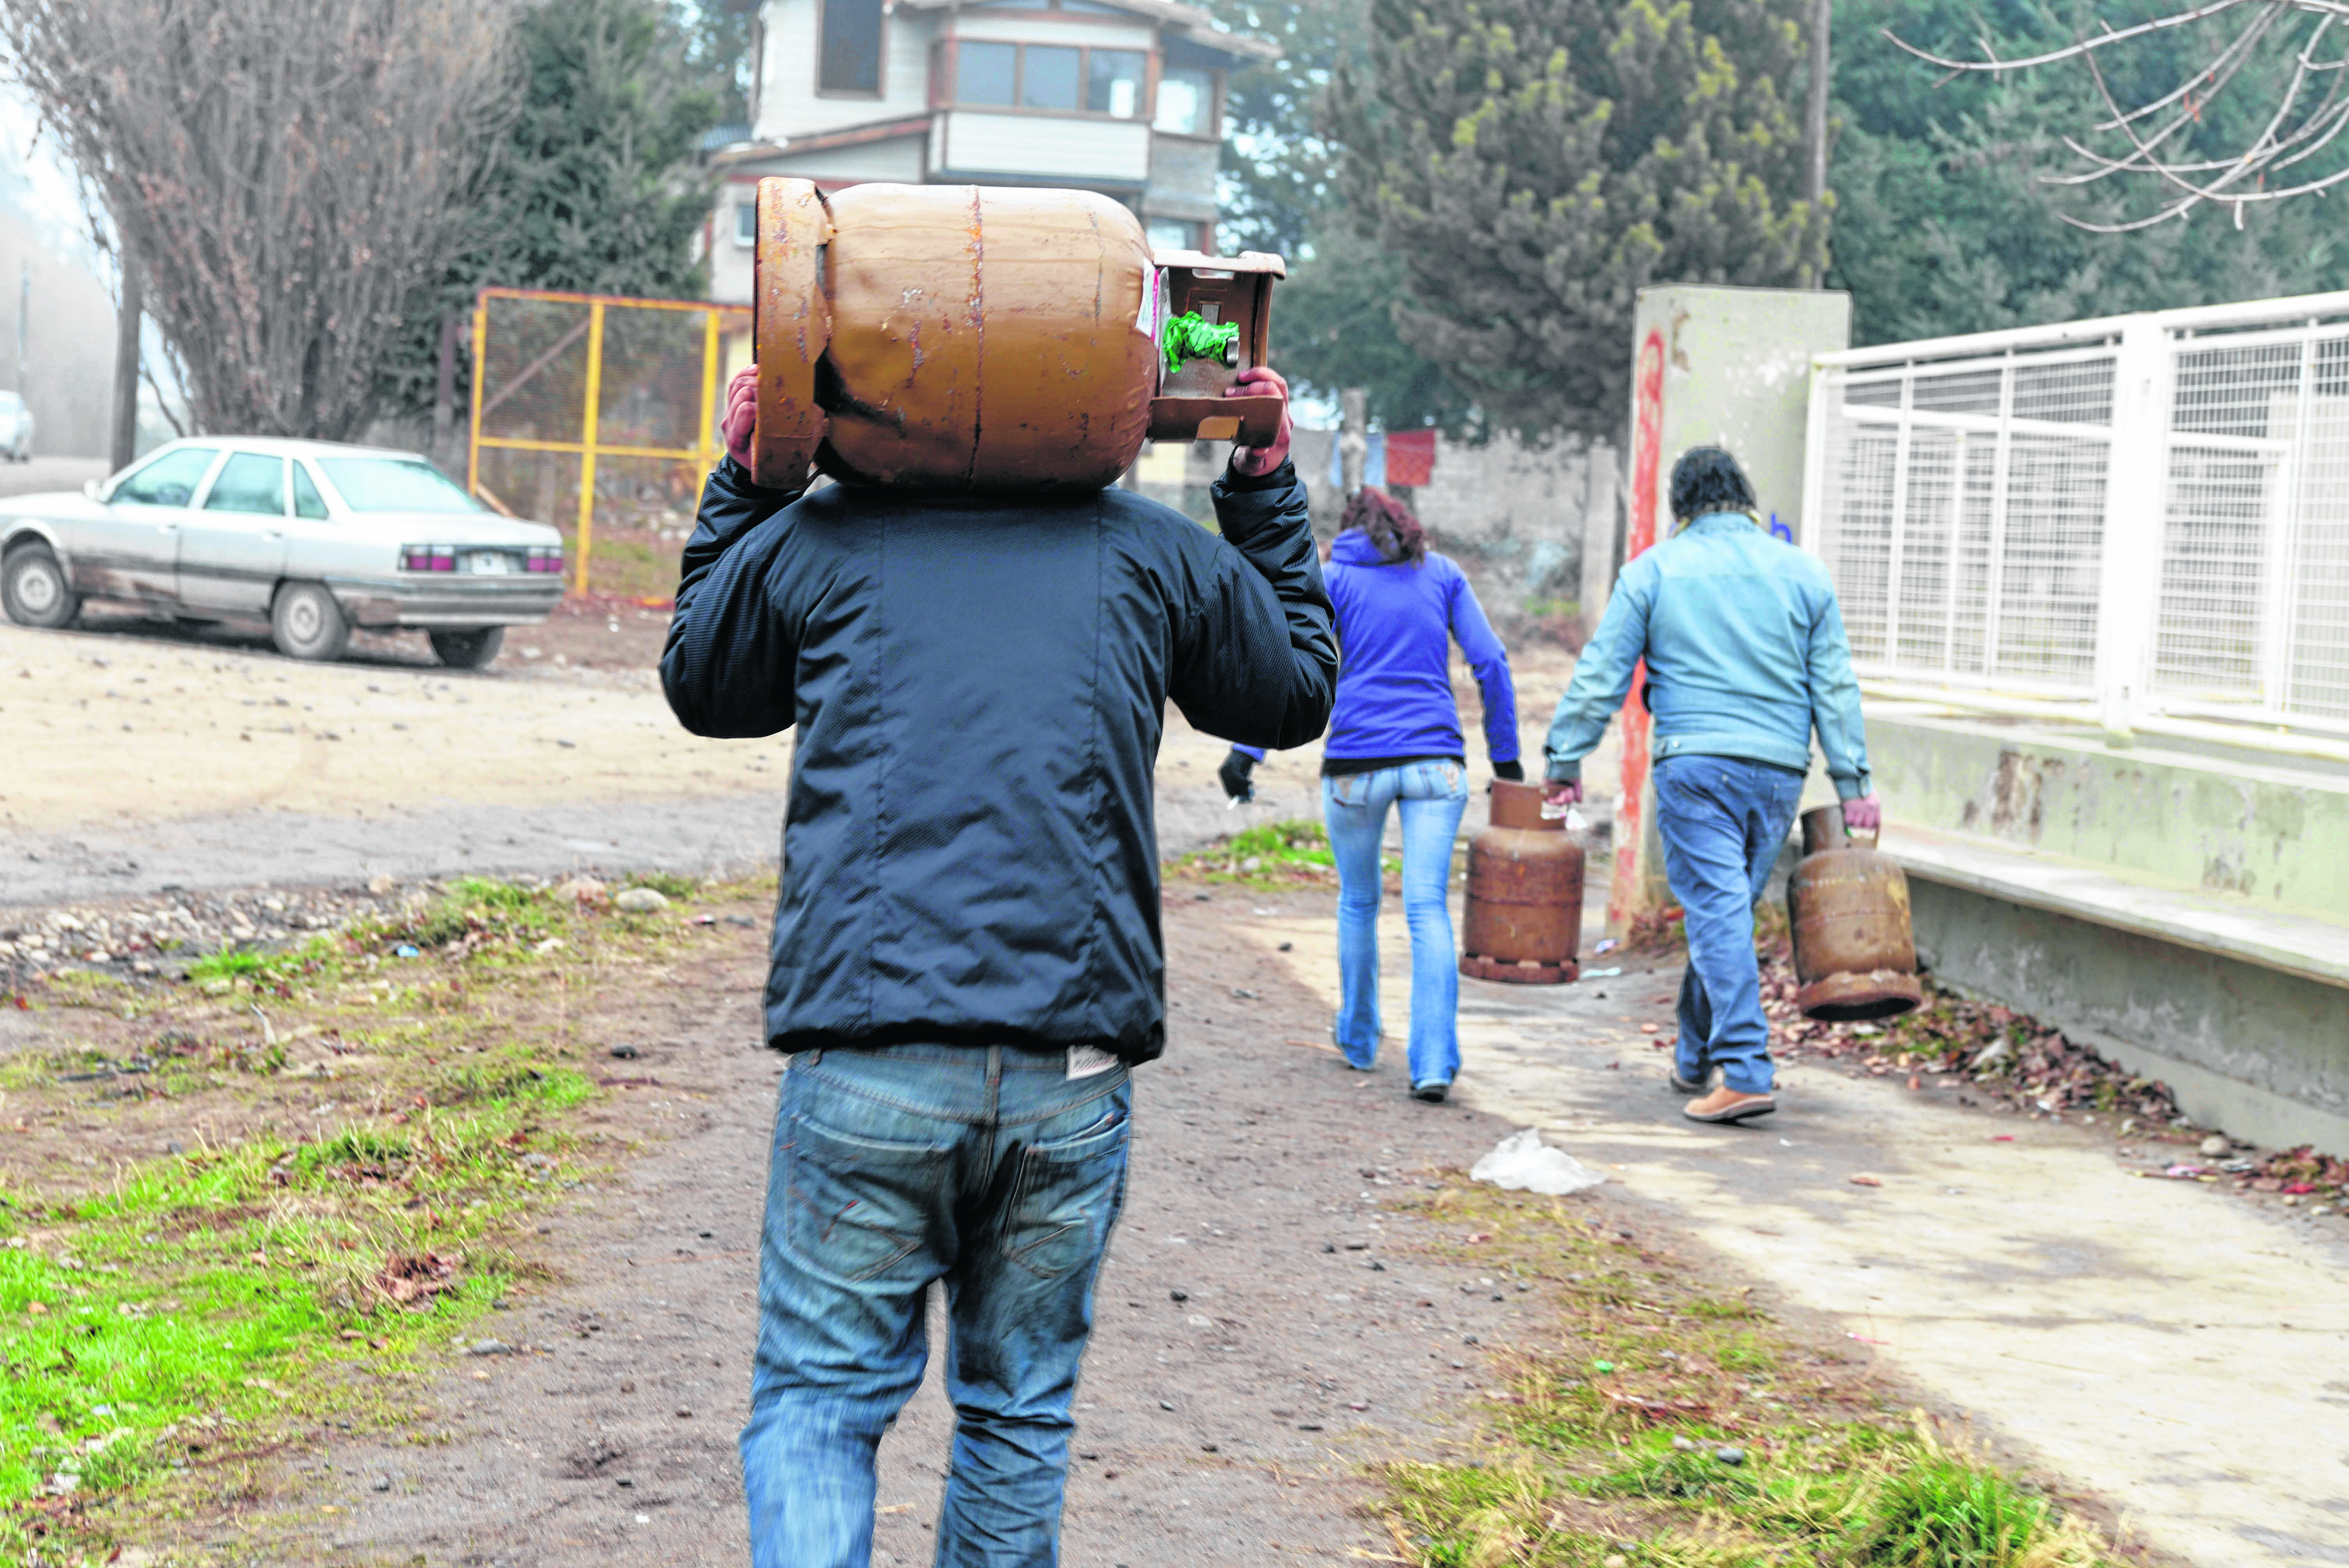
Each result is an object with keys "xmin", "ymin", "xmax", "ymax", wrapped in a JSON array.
[{"xmin": 467, "ymin": 552, "xmax": 513, "ymax": 575}]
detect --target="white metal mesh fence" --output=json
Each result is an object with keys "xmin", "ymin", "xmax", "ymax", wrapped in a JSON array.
[
  {"xmin": 1814, "ymin": 348, "xmax": 2113, "ymax": 696},
  {"xmin": 1808, "ymin": 294, "xmax": 2349, "ymax": 736}
]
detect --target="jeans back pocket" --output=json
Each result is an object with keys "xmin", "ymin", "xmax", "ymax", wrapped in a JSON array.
[
  {"xmin": 1001, "ymin": 1105, "xmax": 1131, "ymax": 1283},
  {"xmin": 782, "ymin": 1112, "xmax": 950, "ymax": 1286}
]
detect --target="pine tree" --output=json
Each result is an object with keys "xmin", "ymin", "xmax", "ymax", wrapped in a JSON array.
[
  {"xmin": 380, "ymin": 0, "xmax": 720, "ymax": 423},
  {"xmin": 1323, "ymin": 0, "xmax": 1829, "ymax": 442}
]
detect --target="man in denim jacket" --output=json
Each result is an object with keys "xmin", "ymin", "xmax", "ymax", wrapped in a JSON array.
[
  {"xmin": 665, "ymin": 367, "xmax": 1335, "ymax": 1565},
  {"xmin": 1540, "ymin": 446, "xmax": 1880, "ymax": 1124}
]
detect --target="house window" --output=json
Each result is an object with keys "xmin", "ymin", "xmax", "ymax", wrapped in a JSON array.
[
  {"xmin": 1087, "ymin": 50, "xmax": 1146, "ymax": 118},
  {"xmin": 820, "ymin": 0, "xmax": 884, "ymax": 95},
  {"xmin": 1146, "ymin": 219, "xmax": 1203, "ymax": 252},
  {"xmin": 734, "ymin": 202, "xmax": 757, "ymax": 247},
  {"xmin": 955, "ymin": 39, "xmax": 1018, "ymax": 105},
  {"xmin": 948, "ymin": 42, "xmax": 1164, "ymax": 121},
  {"xmin": 1020, "ymin": 45, "xmax": 1081, "ymax": 110},
  {"xmin": 1154, "ymin": 66, "xmax": 1216, "ymax": 136}
]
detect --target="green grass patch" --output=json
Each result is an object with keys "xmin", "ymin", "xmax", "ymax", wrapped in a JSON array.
[
  {"xmin": 184, "ymin": 949, "xmax": 269, "ymax": 984},
  {"xmin": 368, "ymin": 877, "xmax": 560, "ymax": 957},
  {"xmin": 624, "ymin": 871, "xmax": 700, "ymax": 901},
  {"xmin": 428, "ymin": 1059, "xmax": 591, "ymax": 1109},
  {"xmin": 1169, "ymin": 818, "xmax": 1400, "ymax": 884},
  {"xmin": 1372, "ymin": 1182, "xmax": 2117, "ymax": 1568},
  {"xmin": 0, "ymin": 1117, "xmax": 547, "ymax": 1549},
  {"xmin": 0, "ymin": 870, "xmax": 781, "ymax": 1560}
]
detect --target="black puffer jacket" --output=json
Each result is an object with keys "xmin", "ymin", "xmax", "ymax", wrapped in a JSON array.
[{"xmin": 661, "ymin": 455, "xmax": 1334, "ymax": 1062}]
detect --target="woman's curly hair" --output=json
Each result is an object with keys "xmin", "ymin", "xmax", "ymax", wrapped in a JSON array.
[{"xmin": 1341, "ymin": 485, "xmax": 1427, "ymax": 566}]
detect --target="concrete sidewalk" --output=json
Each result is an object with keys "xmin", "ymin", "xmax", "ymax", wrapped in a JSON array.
[{"xmin": 1231, "ymin": 902, "xmax": 2349, "ymax": 1568}]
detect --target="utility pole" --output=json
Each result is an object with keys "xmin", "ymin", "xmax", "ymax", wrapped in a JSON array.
[
  {"xmin": 16, "ymin": 259, "xmax": 27, "ymax": 399},
  {"xmin": 1805, "ymin": 0, "xmax": 1832, "ymax": 287},
  {"xmin": 110, "ymin": 248, "xmax": 141, "ymax": 471},
  {"xmin": 1339, "ymin": 388, "xmax": 1368, "ymax": 496},
  {"xmin": 433, "ymin": 312, "xmax": 459, "ymax": 469}
]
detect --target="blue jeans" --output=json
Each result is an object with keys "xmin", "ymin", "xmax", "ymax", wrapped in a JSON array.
[
  {"xmin": 739, "ymin": 1044, "xmax": 1132, "ymax": 1568},
  {"xmin": 1321, "ymin": 759, "xmax": 1470, "ymax": 1087},
  {"xmin": 1653, "ymin": 755, "xmax": 1805, "ymax": 1095}
]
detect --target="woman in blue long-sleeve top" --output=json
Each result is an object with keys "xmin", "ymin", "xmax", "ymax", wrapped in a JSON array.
[{"xmin": 1222, "ymin": 487, "xmax": 1519, "ymax": 1101}]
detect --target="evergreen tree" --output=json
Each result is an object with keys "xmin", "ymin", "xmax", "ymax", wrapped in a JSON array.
[
  {"xmin": 381, "ymin": 0, "xmax": 720, "ymax": 422},
  {"xmin": 681, "ymin": 0, "xmax": 761, "ymax": 127},
  {"xmin": 1830, "ymin": 0, "xmax": 2346, "ymax": 344},
  {"xmin": 1278, "ymin": 228, "xmax": 1478, "ymax": 431},
  {"xmin": 1208, "ymin": 0, "xmax": 1370, "ymax": 256},
  {"xmin": 1205, "ymin": 0, "xmax": 1469, "ymax": 429},
  {"xmin": 1323, "ymin": 0, "xmax": 1829, "ymax": 443}
]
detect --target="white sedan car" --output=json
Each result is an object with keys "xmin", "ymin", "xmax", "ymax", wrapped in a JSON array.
[
  {"xmin": 0, "ymin": 391, "xmax": 34, "ymax": 461},
  {"xmin": 0, "ymin": 437, "xmax": 564, "ymax": 668}
]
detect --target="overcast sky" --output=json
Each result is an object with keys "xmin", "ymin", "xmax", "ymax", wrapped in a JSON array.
[{"xmin": 0, "ymin": 81, "xmax": 103, "ymax": 277}]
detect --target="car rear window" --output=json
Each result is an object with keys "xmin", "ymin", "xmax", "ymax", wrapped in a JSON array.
[
  {"xmin": 315, "ymin": 457, "xmax": 482, "ymax": 514},
  {"xmin": 204, "ymin": 453, "xmax": 286, "ymax": 516}
]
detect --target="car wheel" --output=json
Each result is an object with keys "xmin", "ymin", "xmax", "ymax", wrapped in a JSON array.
[
  {"xmin": 2, "ymin": 542, "xmax": 79, "ymax": 628},
  {"xmin": 271, "ymin": 581, "xmax": 350, "ymax": 662},
  {"xmin": 428, "ymin": 626, "xmax": 505, "ymax": 670}
]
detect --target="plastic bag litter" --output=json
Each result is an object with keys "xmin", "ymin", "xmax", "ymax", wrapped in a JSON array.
[{"xmin": 1470, "ymin": 1128, "xmax": 1606, "ymax": 1195}]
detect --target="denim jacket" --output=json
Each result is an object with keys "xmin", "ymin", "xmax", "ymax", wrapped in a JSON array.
[{"xmin": 1542, "ymin": 512, "xmax": 1871, "ymax": 800}]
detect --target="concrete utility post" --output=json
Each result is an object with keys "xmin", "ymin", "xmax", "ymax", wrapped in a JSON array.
[
  {"xmin": 1338, "ymin": 387, "xmax": 1368, "ymax": 496},
  {"xmin": 1605, "ymin": 286, "xmax": 1852, "ymax": 938},
  {"xmin": 110, "ymin": 249, "xmax": 141, "ymax": 472}
]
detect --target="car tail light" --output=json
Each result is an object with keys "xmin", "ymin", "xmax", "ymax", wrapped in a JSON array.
[
  {"xmin": 401, "ymin": 544, "xmax": 456, "ymax": 572},
  {"xmin": 525, "ymin": 546, "xmax": 563, "ymax": 574}
]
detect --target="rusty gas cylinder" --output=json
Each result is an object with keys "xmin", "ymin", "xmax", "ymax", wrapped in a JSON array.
[
  {"xmin": 1785, "ymin": 805, "xmax": 1924, "ymax": 1021},
  {"xmin": 1458, "ymin": 780, "xmax": 1583, "ymax": 984},
  {"xmin": 751, "ymin": 177, "xmax": 1283, "ymax": 493}
]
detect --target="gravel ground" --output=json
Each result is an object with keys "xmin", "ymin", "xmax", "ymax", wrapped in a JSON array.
[{"xmin": 300, "ymin": 892, "xmax": 1532, "ymax": 1567}]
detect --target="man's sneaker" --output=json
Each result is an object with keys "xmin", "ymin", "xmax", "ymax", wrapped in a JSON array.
[
  {"xmin": 1410, "ymin": 1081, "xmax": 1449, "ymax": 1104},
  {"xmin": 1667, "ymin": 1066, "xmax": 1710, "ymax": 1096},
  {"xmin": 1682, "ymin": 1085, "xmax": 1775, "ymax": 1124}
]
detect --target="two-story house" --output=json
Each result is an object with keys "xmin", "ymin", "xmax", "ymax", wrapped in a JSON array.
[{"xmin": 702, "ymin": 0, "xmax": 1276, "ymax": 307}]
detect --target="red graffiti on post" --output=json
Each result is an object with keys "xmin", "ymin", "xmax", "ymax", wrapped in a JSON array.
[{"xmin": 1607, "ymin": 329, "xmax": 1667, "ymax": 930}]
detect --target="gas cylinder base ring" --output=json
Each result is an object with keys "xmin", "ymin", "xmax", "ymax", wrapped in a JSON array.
[
  {"xmin": 1795, "ymin": 969, "xmax": 1923, "ymax": 1023},
  {"xmin": 1460, "ymin": 954, "xmax": 1579, "ymax": 985}
]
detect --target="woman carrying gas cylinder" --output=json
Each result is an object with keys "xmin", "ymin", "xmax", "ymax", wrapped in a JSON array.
[{"xmin": 1221, "ymin": 488, "xmax": 1520, "ymax": 1101}]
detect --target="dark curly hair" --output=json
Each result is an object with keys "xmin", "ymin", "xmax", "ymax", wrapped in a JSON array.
[
  {"xmin": 1340, "ymin": 485, "xmax": 1427, "ymax": 565},
  {"xmin": 1668, "ymin": 445, "xmax": 1757, "ymax": 523}
]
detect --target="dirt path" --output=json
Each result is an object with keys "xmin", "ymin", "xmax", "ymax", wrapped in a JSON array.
[
  {"xmin": 1233, "ymin": 896, "xmax": 2349, "ymax": 1568},
  {"xmin": 2, "ymin": 617, "xmax": 1482, "ymax": 904},
  {"xmin": 2, "ymin": 611, "xmax": 1593, "ymax": 907},
  {"xmin": 296, "ymin": 896, "xmax": 1524, "ymax": 1567}
]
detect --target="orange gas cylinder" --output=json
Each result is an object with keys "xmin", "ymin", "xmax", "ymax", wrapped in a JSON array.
[
  {"xmin": 1458, "ymin": 780, "xmax": 1583, "ymax": 984},
  {"xmin": 1785, "ymin": 806, "xmax": 1924, "ymax": 1021},
  {"xmin": 750, "ymin": 177, "xmax": 1284, "ymax": 493}
]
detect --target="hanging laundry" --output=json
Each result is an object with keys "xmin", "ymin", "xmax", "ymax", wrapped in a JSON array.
[{"xmin": 1385, "ymin": 428, "xmax": 1436, "ymax": 488}]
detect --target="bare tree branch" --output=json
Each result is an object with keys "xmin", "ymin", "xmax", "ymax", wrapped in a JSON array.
[
  {"xmin": 0, "ymin": 0, "xmax": 519, "ymax": 439},
  {"xmin": 1888, "ymin": 0, "xmax": 2349, "ymax": 230}
]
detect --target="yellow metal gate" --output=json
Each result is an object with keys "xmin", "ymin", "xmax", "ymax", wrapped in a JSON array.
[{"xmin": 467, "ymin": 287, "xmax": 752, "ymax": 598}]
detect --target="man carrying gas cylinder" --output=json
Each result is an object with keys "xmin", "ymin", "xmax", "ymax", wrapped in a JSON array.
[
  {"xmin": 1540, "ymin": 446, "xmax": 1880, "ymax": 1127},
  {"xmin": 661, "ymin": 361, "xmax": 1334, "ymax": 1565}
]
